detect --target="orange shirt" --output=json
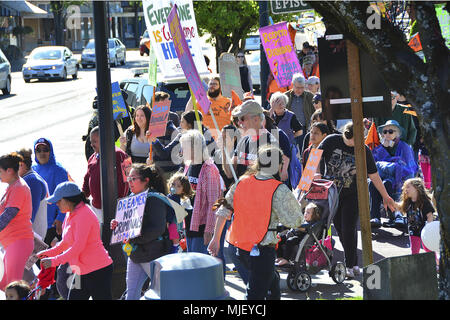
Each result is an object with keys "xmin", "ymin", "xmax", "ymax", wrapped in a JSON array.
[
  {"xmin": 202, "ymin": 95, "xmax": 232, "ymax": 133},
  {"xmin": 0, "ymin": 178, "xmax": 34, "ymax": 247},
  {"xmin": 267, "ymin": 79, "xmax": 293, "ymax": 101}
]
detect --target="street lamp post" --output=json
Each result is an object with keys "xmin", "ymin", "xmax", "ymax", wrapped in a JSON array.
[{"xmin": 92, "ymin": 0, "xmax": 126, "ymax": 300}]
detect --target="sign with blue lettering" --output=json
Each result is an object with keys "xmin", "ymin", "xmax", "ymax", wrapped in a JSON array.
[
  {"xmin": 142, "ymin": 0, "xmax": 209, "ymax": 79},
  {"xmin": 110, "ymin": 191, "xmax": 148, "ymax": 245}
]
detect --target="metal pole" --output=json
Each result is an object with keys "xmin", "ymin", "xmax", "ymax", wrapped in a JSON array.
[
  {"xmin": 93, "ymin": 0, "xmax": 126, "ymax": 299},
  {"xmin": 346, "ymin": 40, "xmax": 374, "ymax": 268},
  {"xmin": 259, "ymin": 1, "xmax": 270, "ymax": 108}
]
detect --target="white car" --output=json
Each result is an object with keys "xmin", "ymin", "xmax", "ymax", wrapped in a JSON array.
[
  {"xmin": 247, "ymin": 50, "xmax": 261, "ymax": 93},
  {"xmin": 0, "ymin": 48, "xmax": 11, "ymax": 95},
  {"xmin": 81, "ymin": 38, "xmax": 126, "ymax": 68},
  {"xmin": 22, "ymin": 46, "xmax": 78, "ymax": 82}
]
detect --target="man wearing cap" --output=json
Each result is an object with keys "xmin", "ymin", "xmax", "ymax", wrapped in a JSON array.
[
  {"xmin": 306, "ymin": 76, "xmax": 320, "ymax": 95},
  {"xmin": 374, "ymin": 92, "xmax": 417, "ymax": 147},
  {"xmin": 223, "ymin": 100, "xmax": 279, "ymax": 179},
  {"xmin": 32, "ymin": 138, "xmax": 71, "ymax": 246}
]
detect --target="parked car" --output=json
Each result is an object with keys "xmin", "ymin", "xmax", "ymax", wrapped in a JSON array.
[
  {"xmin": 246, "ymin": 50, "xmax": 261, "ymax": 93},
  {"xmin": 81, "ymin": 38, "xmax": 126, "ymax": 68},
  {"xmin": 22, "ymin": 46, "xmax": 78, "ymax": 82},
  {"xmin": 120, "ymin": 72, "xmax": 191, "ymax": 114},
  {"xmin": 139, "ymin": 30, "xmax": 150, "ymax": 56},
  {"xmin": 0, "ymin": 48, "xmax": 11, "ymax": 95}
]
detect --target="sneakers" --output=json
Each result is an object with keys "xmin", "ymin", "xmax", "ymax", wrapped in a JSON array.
[
  {"xmin": 370, "ymin": 218, "xmax": 382, "ymax": 228},
  {"xmin": 353, "ymin": 266, "xmax": 361, "ymax": 275},
  {"xmin": 346, "ymin": 268, "xmax": 355, "ymax": 279}
]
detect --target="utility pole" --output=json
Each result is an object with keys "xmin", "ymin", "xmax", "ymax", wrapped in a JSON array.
[
  {"xmin": 346, "ymin": 40, "xmax": 374, "ymax": 268},
  {"xmin": 259, "ymin": 1, "xmax": 270, "ymax": 108},
  {"xmin": 92, "ymin": 0, "xmax": 126, "ymax": 299}
]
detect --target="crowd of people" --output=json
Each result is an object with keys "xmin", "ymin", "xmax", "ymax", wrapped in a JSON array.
[{"xmin": 0, "ymin": 43, "xmax": 439, "ymax": 300}]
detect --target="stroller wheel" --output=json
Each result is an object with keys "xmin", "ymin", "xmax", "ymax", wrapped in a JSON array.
[
  {"xmin": 286, "ymin": 271, "xmax": 298, "ymax": 291},
  {"xmin": 330, "ymin": 262, "xmax": 346, "ymax": 284},
  {"xmin": 294, "ymin": 272, "xmax": 312, "ymax": 292}
]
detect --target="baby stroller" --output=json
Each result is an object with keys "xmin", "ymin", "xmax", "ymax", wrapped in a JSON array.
[{"xmin": 279, "ymin": 179, "xmax": 346, "ymax": 292}]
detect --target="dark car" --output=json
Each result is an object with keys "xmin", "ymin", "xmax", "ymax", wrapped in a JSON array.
[{"xmin": 120, "ymin": 71, "xmax": 191, "ymax": 115}]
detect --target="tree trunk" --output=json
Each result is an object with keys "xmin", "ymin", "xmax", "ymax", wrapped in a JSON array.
[
  {"xmin": 134, "ymin": 3, "xmax": 140, "ymax": 48},
  {"xmin": 309, "ymin": 1, "xmax": 450, "ymax": 299},
  {"xmin": 51, "ymin": 2, "xmax": 66, "ymax": 46},
  {"xmin": 215, "ymin": 35, "xmax": 232, "ymax": 72}
]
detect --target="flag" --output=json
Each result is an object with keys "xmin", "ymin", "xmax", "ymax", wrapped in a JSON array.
[{"xmin": 365, "ymin": 122, "xmax": 380, "ymax": 150}]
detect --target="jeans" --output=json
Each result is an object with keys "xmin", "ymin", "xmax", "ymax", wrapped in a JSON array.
[
  {"xmin": 186, "ymin": 236, "xmax": 208, "ymax": 254},
  {"xmin": 125, "ymin": 258, "xmax": 152, "ymax": 300},
  {"xmin": 237, "ymin": 246, "xmax": 280, "ymax": 300},
  {"xmin": 227, "ymin": 244, "xmax": 250, "ymax": 285},
  {"xmin": 67, "ymin": 263, "xmax": 113, "ymax": 300}
]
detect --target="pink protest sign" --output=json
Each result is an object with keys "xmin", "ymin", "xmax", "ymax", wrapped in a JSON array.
[
  {"xmin": 168, "ymin": 4, "xmax": 210, "ymax": 115},
  {"xmin": 259, "ymin": 22, "xmax": 303, "ymax": 88},
  {"xmin": 149, "ymin": 100, "xmax": 171, "ymax": 137}
]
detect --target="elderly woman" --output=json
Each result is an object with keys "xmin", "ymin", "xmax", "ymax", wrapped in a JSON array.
[
  {"xmin": 180, "ymin": 129, "xmax": 222, "ymax": 254},
  {"xmin": 269, "ymin": 91, "xmax": 303, "ymax": 145},
  {"xmin": 369, "ymin": 120, "xmax": 418, "ymax": 228}
]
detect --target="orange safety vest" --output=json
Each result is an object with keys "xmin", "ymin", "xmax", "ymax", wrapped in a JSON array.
[{"xmin": 226, "ymin": 175, "xmax": 282, "ymax": 251}]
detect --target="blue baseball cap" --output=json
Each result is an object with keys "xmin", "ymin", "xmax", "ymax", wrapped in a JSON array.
[{"xmin": 46, "ymin": 181, "xmax": 82, "ymax": 204}]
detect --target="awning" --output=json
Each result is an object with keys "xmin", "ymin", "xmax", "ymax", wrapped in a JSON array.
[{"xmin": 1, "ymin": 1, "xmax": 47, "ymax": 16}]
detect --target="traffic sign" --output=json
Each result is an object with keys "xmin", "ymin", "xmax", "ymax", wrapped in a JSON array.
[{"xmin": 270, "ymin": 0, "xmax": 312, "ymax": 14}]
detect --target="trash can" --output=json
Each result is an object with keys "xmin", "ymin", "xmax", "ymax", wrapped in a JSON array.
[{"xmin": 143, "ymin": 252, "xmax": 229, "ymax": 300}]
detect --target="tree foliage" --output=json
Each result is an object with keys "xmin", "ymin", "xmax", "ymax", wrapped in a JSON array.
[{"xmin": 307, "ymin": 0, "xmax": 449, "ymax": 299}]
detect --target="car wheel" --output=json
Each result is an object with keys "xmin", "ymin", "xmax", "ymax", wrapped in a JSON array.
[
  {"xmin": 82, "ymin": 64, "xmax": 87, "ymax": 69},
  {"xmin": 24, "ymin": 78, "xmax": 30, "ymax": 83},
  {"xmin": 2, "ymin": 76, "xmax": 11, "ymax": 95},
  {"xmin": 61, "ymin": 68, "xmax": 67, "ymax": 81},
  {"xmin": 72, "ymin": 67, "xmax": 78, "ymax": 79}
]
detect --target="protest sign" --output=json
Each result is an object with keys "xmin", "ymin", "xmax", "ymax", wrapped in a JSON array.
[
  {"xmin": 111, "ymin": 81, "xmax": 129, "ymax": 120},
  {"xmin": 259, "ymin": 22, "xmax": 303, "ymax": 88},
  {"xmin": 219, "ymin": 52, "xmax": 244, "ymax": 99},
  {"xmin": 111, "ymin": 191, "xmax": 148, "ymax": 245},
  {"xmin": 149, "ymin": 100, "xmax": 171, "ymax": 137},
  {"xmin": 142, "ymin": 0, "xmax": 209, "ymax": 79},
  {"xmin": 168, "ymin": 4, "xmax": 211, "ymax": 115},
  {"xmin": 297, "ymin": 148, "xmax": 323, "ymax": 191}
]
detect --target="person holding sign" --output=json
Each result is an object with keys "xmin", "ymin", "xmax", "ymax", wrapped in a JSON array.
[
  {"xmin": 37, "ymin": 181, "xmax": 113, "ymax": 300},
  {"xmin": 317, "ymin": 122, "xmax": 396, "ymax": 279},
  {"xmin": 110, "ymin": 164, "xmax": 172, "ymax": 300},
  {"xmin": 120, "ymin": 105, "xmax": 152, "ymax": 164}
]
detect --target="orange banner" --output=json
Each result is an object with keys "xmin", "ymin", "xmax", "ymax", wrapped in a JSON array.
[
  {"xmin": 297, "ymin": 148, "xmax": 323, "ymax": 191},
  {"xmin": 408, "ymin": 33, "xmax": 422, "ymax": 53}
]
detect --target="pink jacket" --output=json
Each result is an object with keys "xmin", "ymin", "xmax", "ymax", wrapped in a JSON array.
[{"xmin": 43, "ymin": 202, "xmax": 112, "ymax": 275}]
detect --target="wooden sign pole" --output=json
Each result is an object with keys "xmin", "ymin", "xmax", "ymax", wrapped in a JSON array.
[{"xmin": 346, "ymin": 40, "xmax": 374, "ymax": 267}]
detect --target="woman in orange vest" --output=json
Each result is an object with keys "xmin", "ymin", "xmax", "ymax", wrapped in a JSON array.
[{"xmin": 208, "ymin": 145, "xmax": 304, "ymax": 300}]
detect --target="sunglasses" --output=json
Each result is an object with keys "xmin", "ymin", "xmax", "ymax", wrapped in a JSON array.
[
  {"xmin": 237, "ymin": 55, "xmax": 244, "ymax": 58},
  {"xmin": 383, "ymin": 129, "xmax": 396, "ymax": 135},
  {"xmin": 313, "ymin": 100, "xmax": 320, "ymax": 104},
  {"xmin": 127, "ymin": 176, "xmax": 141, "ymax": 182},
  {"xmin": 36, "ymin": 148, "xmax": 50, "ymax": 153}
]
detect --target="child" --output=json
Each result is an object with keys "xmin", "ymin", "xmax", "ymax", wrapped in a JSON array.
[
  {"xmin": 167, "ymin": 173, "xmax": 195, "ymax": 253},
  {"xmin": 276, "ymin": 202, "xmax": 322, "ymax": 266},
  {"xmin": 5, "ymin": 280, "xmax": 31, "ymax": 300},
  {"xmin": 397, "ymin": 178, "xmax": 436, "ymax": 255}
]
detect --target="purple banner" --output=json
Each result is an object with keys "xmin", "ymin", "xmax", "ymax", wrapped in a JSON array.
[
  {"xmin": 259, "ymin": 22, "xmax": 303, "ymax": 88},
  {"xmin": 168, "ymin": 4, "xmax": 210, "ymax": 114}
]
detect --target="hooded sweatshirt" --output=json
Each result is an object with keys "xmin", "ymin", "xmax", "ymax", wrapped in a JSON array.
[{"xmin": 32, "ymin": 138, "xmax": 70, "ymax": 228}]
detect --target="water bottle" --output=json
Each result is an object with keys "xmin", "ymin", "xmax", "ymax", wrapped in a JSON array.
[{"xmin": 250, "ymin": 244, "xmax": 260, "ymax": 257}]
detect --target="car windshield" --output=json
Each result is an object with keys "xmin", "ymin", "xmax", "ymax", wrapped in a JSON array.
[
  {"xmin": 31, "ymin": 49, "xmax": 62, "ymax": 60},
  {"xmin": 108, "ymin": 39, "xmax": 115, "ymax": 48},
  {"xmin": 86, "ymin": 40, "xmax": 95, "ymax": 49},
  {"xmin": 143, "ymin": 30, "xmax": 149, "ymax": 38}
]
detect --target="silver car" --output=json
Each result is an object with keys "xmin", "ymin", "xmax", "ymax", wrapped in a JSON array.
[
  {"xmin": 81, "ymin": 38, "xmax": 126, "ymax": 68},
  {"xmin": 0, "ymin": 48, "xmax": 11, "ymax": 95},
  {"xmin": 22, "ymin": 46, "xmax": 78, "ymax": 82}
]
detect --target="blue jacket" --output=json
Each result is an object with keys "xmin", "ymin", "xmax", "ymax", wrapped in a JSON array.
[{"xmin": 32, "ymin": 138, "xmax": 69, "ymax": 228}]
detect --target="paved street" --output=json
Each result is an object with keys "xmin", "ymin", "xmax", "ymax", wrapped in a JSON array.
[{"xmin": 0, "ymin": 50, "xmax": 428, "ymax": 301}]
